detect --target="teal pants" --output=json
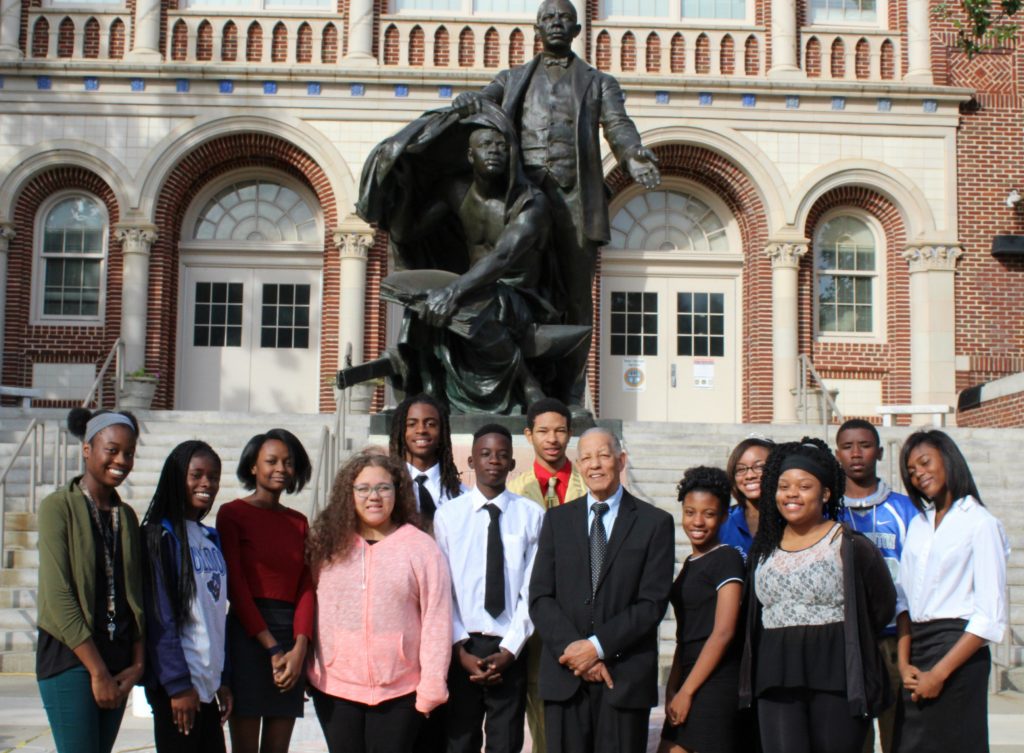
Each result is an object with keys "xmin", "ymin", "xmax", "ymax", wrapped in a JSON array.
[{"xmin": 38, "ymin": 666, "xmax": 127, "ymax": 753}]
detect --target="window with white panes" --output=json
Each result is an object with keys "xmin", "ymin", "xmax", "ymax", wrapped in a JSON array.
[
  {"xmin": 192, "ymin": 180, "xmax": 319, "ymax": 243},
  {"xmin": 608, "ymin": 190, "xmax": 729, "ymax": 251},
  {"xmin": 34, "ymin": 194, "xmax": 107, "ymax": 323},
  {"xmin": 604, "ymin": 0, "xmax": 747, "ymax": 21},
  {"xmin": 814, "ymin": 215, "xmax": 880, "ymax": 336},
  {"xmin": 809, "ymin": 0, "xmax": 876, "ymax": 23}
]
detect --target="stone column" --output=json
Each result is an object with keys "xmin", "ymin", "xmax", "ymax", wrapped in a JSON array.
[
  {"xmin": 333, "ymin": 218, "xmax": 375, "ymax": 413},
  {"xmin": 0, "ymin": 224, "xmax": 14, "ymax": 378},
  {"xmin": 902, "ymin": 245, "xmax": 962, "ymax": 422},
  {"xmin": 0, "ymin": 0, "xmax": 23, "ymax": 60},
  {"xmin": 345, "ymin": 0, "xmax": 376, "ymax": 65},
  {"xmin": 768, "ymin": 0, "xmax": 802, "ymax": 78},
  {"xmin": 114, "ymin": 225, "xmax": 157, "ymax": 375},
  {"xmin": 126, "ymin": 0, "xmax": 162, "ymax": 62},
  {"xmin": 905, "ymin": 0, "xmax": 934, "ymax": 83},
  {"xmin": 767, "ymin": 242, "xmax": 808, "ymax": 422},
  {"xmin": 570, "ymin": 0, "xmax": 587, "ymax": 59}
]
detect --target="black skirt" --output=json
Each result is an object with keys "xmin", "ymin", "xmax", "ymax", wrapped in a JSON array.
[
  {"xmin": 894, "ymin": 619, "xmax": 989, "ymax": 753},
  {"xmin": 661, "ymin": 641, "xmax": 741, "ymax": 753},
  {"xmin": 228, "ymin": 599, "xmax": 305, "ymax": 718}
]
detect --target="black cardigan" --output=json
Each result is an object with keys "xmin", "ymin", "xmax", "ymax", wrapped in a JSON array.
[{"xmin": 738, "ymin": 524, "xmax": 897, "ymax": 718}]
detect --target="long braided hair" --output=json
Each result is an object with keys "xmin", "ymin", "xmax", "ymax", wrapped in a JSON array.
[
  {"xmin": 389, "ymin": 393, "xmax": 462, "ymax": 499},
  {"xmin": 749, "ymin": 437, "xmax": 845, "ymax": 565},
  {"xmin": 142, "ymin": 440, "xmax": 221, "ymax": 626}
]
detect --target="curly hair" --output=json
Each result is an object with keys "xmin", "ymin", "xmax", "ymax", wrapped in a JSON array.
[
  {"xmin": 749, "ymin": 437, "xmax": 846, "ymax": 564},
  {"xmin": 677, "ymin": 466, "xmax": 732, "ymax": 515},
  {"xmin": 306, "ymin": 451, "xmax": 417, "ymax": 572},
  {"xmin": 389, "ymin": 393, "xmax": 462, "ymax": 499}
]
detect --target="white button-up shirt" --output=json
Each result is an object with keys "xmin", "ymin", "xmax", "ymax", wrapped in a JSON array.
[
  {"xmin": 895, "ymin": 495, "xmax": 1010, "ymax": 643},
  {"xmin": 434, "ymin": 487, "xmax": 544, "ymax": 657},
  {"xmin": 406, "ymin": 462, "xmax": 464, "ymax": 514}
]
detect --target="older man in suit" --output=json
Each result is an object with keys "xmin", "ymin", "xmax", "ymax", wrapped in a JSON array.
[
  {"xmin": 454, "ymin": 0, "xmax": 661, "ymax": 414},
  {"xmin": 528, "ymin": 427, "xmax": 674, "ymax": 753}
]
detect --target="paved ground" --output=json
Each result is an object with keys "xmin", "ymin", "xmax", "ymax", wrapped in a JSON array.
[{"xmin": 1, "ymin": 674, "xmax": 1023, "ymax": 752}]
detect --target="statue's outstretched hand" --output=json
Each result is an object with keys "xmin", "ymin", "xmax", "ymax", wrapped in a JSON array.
[
  {"xmin": 422, "ymin": 285, "xmax": 460, "ymax": 328},
  {"xmin": 625, "ymin": 146, "xmax": 662, "ymax": 190},
  {"xmin": 453, "ymin": 91, "xmax": 486, "ymax": 116}
]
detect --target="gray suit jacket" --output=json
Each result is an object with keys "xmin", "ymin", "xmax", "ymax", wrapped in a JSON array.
[{"xmin": 479, "ymin": 55, "xmax": 644, "ymax": 245}]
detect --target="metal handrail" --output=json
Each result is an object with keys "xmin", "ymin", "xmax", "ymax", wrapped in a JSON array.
[
  {"xmin": 797, "ymin": 354, "xmax": 844, "ymax": 437},
  {"xmin": 310, "ymin": 425, "xmax": 340, "ymax": 520},
  {"xmin": 82, "ymin": 338, "xmax": 125, "ymax": 410},
  {"xmin": 0, "ymin": 419, "xmax": 44, "ymax": 568}
]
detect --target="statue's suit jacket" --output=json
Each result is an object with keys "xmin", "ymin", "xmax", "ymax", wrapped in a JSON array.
[
  {"xmin": 528, "ymin": 489, "xmax": 674, "ymax": 709},
  {"xmin": 479, "ymin": 55, "xmax": 645, "ymax": 245}
]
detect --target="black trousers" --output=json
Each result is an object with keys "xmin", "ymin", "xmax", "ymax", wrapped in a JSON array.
[
  {"xmin": 543, "ymin": 681, "xmax": 649, "ymax": 753},
  {"xmin": 446, "ymin": 634, "xmax": 528, "ymax": 753},
  {"xmin": 758, "ymin": 688, "xmax": 869, "ymax": 753},
  {"xmin": 145, "ymin": 685, "xmax": 226, "ymax": 753},
  {"xmin": 311, "ymin": 689, "xmax": 422, "ymax": 753}
]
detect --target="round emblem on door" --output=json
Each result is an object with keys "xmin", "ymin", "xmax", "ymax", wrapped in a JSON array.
[{"xmin": 623, "ymin": 367, "xmax": 645, "ymax": 388}]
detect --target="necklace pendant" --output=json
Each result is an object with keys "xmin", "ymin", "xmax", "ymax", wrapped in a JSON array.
[{"xmin": 107, "ymin": 618, "xmax": 116, "ymax": 641}]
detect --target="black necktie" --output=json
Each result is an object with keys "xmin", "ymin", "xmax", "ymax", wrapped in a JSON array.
[
  {"xmin": 416, "ymin": 475, "xmax": 437, "ymax": 521},
  {"xmin": 484, "ymin": 503, "xmax": 505, "ymax": 618},
  {"xmin": 590, "ymin": 502, "xmax": 610, "ymax": 594}
]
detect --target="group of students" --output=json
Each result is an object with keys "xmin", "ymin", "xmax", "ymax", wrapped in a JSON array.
[{"xmin": 34, "ymin": 397, "xmax": 1009, "ymax": 753}]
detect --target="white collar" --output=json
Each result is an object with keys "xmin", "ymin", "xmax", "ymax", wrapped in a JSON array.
[
  {"xmin": 471, "ymin": 486, "xmax": 509, "ymax": 512},
  {"xmin": 407, "ymin": 462, "xmax": 441, "ymax": 483}
]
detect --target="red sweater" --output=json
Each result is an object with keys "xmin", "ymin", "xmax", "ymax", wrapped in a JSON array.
[{"xmin": 216, "ymin": 499, "xmax": 315, "ymax": 640}]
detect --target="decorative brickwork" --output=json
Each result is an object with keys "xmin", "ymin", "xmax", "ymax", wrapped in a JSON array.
[
  {"xmin": 409, "ymin": 25, "xmax": 424, "ymax": 66},
  {"xmin": 109, "ymin": 18, "xmax": 125, "ymax": 59},
  {"xmin": 645, "ymin": 32, "xmax": 660, "ymax": 73},
  {"xmin": 246, "ymin": 21, "xmax": 262, "ymax": 62},
  {"xmin": 322, "ymin": 23, "xmax": 338, "ymax": 64},
  {"xmin": 31, "ymin": 17, "xmax": 47, "ymax": 58},
  {"xmin": 830, "ymin": 37, "xmax": 845, "ymax": 78},
  {"xmin": 596, "ymin": 30, "xmax": 610, "ymax": 71},
  {"xmin": 744, "ymin": 34, "xmax": 758, "ymax": 75},
  {"xmin": 197, "ymin": 20, "xmax": 213, "ymax": 62},
  {"xmin": 171, "ymin": 20, "xmax": 187, "ymax": 61},
  {"xmin": 434, "ymin": 26, "xmax": 449, "ymax": 67},
  {"xmin": 271, "ymin": 22, "xmax": 287, "ymax": 63},
  {"xmin": 720, "ymin": 34, "xmax": 734, "ymax": 75},
  {"xmin": 621, "ymin": 31, "xmax": 636, "ymax": 72},
  {"xmin": 855, "ymin": 37, "xmax": 869, "ymax": 79},
  {"xmin": 509, "ymin": 27, "xmax": 524, "ymax": 67},
  {"xmin": 222, "ymin": 21, "xmax": 238, "ymax": 62},
  {"xmin": 671, "ymin": 32, "xmax": 684, "ymax": 73},
  {"xmin": 458, "ymin": 26, "xmax": 474, "ymax": 67},
  {"xmin": 84, "ymin": 17, "xmax": 99, "ymax": 58},
  {"xmin": 365, "ymin": 232, "xmax": 389, "ymax": 414},
  {"xmin": 800, "ymin": 187, "xmax": 912, "ymax": 421},
  {"xmin": 880, "ymin": 39, "xmax": 895, "ymax": 79},
  {"xmin": 484, "ymin": 27, "xmax": 500, "ymax": 68},
  {"xmin": 805, "ymin": 36, "xmax": 820, "ymax": 77},
  {"xmin": 695, "ymin": 33, "xmax": 709, "ymax": 74},
  {"xmin": 57, "ymin": 17, "xmax": 74, "ymax": 58},
  {"xmin": 383, "ymin": 24, "xmax": 398, "ymax": 65},
  {"xmin": 1, "ymin": 169, "xmax": 122, "ymax": 408},
  {"xmin": 149, "ymin": 134, "xmax": 339, "ymax": 411},
  {"xmin": 297, "ymin": 22, "xmax": 312, "ymax": 64}
]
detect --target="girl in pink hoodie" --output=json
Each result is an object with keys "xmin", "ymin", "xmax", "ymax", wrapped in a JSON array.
[{"xmin": 306, "ymin": 452, "xmax": 452, "ymax": 753}]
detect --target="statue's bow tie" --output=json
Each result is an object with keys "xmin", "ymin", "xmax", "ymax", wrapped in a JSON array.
[{"xmin": 544, "ymin": 55, "xmax": 571, "ymax": 68}]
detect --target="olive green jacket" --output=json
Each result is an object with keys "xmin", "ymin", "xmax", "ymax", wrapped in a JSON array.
[{"xmin": 36, "ymin": 479, "xmax": 145, "ymax": 650}]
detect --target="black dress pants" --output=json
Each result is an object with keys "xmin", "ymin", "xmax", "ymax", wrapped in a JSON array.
[
  {"xmin": 311, "ymin": 689, "xmax": 422, "ymax": 753},
  {"xmin": 145, "ymin": 685, "xmax": 226, "ymax": 753},
  {"xmin": 543, "ymin": 681, "xmax": 650, "ymax": 753},
  {"xmin": 758, "ymin": 687, "xmax": 869, "ymax": 753},
  {"xmin": 446, "ymin": 634, "xmax": 528, "ymax": 753}
]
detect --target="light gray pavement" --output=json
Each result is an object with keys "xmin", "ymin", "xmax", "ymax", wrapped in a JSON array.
[{"xmin": 1, "ymin": 675, "xmax": 1023, "ymax": 753}]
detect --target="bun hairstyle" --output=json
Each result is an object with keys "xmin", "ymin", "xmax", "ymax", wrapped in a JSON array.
[
  {"xmin": 67, "ymin": 407, "xmax": 139, "ymax": 442},
  {"xmin": 676, "ymin": 466, "xmax": 732, "ymax": 515},
  {"xmin": 749, "ymin": 436, "xmax": 846, "ymax": 564}
]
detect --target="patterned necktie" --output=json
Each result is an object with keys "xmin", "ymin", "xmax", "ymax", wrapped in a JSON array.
[
  {"xmin": 545, "ymin": 475, "xmax": 559, "ymax": 510},
  {"xmin": 416, "ymin": 475, "xmax": 437, "ymax": 522},
  {"xmin": 484, "ymin": 504, "xmax": 505, "ymax": 618},
  {"xmin": 589, "ymin": 502, "xmax": 610, "ymax": 594}
]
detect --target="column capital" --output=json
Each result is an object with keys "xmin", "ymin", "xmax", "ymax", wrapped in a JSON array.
[
  {"xmin": 114, "ymin": 224, "xmax": 158, "ymax": 256},
  {"xmin": 902, "ymin": 244, "xmax": 963, "ymax": 273},
  {"xmin": 766, "ymin": 242, "xmax": 808, "ymax": 269},
  {"xmin": 0, "ymin": 222, "xmax": 15, "ymax": 251},
  {"xmin": 333, "ymin": 217, "xmax": 375, "ymax": 260}
]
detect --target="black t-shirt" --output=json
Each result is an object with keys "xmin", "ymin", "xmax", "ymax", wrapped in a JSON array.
[
  {"xmin": 37, "ymin": 506, "xmax": 134, "ymax": 680},
  {"xmin": 670, "ymin": 544, "xmax": 746, "ymax": 645}
]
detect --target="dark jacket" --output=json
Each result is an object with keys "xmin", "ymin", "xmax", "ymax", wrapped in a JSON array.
[
  {"xmin": 479, "ymin": 54, "xmax": 644, "ymax": 245},
  {"xmin": 529, "ymin": 489, "xmax": 674, "ymax": 709},
  {"xmin": 739, "ymin": 524, "xmax": 897, "ymax": 717},
  {"xmin": 143, "ymin": 518, "xmax": 230, "ymax": 696}
]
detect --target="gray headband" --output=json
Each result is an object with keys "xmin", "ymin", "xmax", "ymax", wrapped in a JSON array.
[{"xmin": 85, "ymin": 413, "xmax": 135, "ymax": 442}]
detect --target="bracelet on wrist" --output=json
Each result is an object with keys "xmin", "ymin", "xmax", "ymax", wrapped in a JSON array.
[{"xmin": 266, "ymin": 644, "xmax": 284, "ymax": 657}]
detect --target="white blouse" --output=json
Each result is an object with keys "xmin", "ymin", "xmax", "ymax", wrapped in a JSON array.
[{"xmin": 895, "ymin": 495, "xmax": 1010, "ymax": 643}]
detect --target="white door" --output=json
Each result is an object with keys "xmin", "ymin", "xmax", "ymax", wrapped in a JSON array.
[
  {"xmin": 178, "ymin": 266, "xmax": 321, "ymax": 413},
  {"xmin": 600, "ymin": 274, "xmax": 739, "ymax": 422}
]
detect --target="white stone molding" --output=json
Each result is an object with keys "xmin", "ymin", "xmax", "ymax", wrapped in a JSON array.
[
  {"xmin": 114, "ymin": 224, "xmax": 158, "ymax": 256},
  {"xmin": 115, "ymin": 224, "xmax": 158, "ymax": 374},
  {"xmin": 766, "ymin": 241, "xmax": 808, "ymax": 269},
  {"xmin": 0, "ymin": 222, "xmax": 14, "ymax": 251},
  {"xmin": 768, "ymin": 0, "xmax": 802, "ymax": 78},
  {"xmin": 0, "ymin": 223, "xmax": 13, "ymax": 376},
  {"xmin": 125, "ymin": 0, "xmax": 162, "ymax": 63},
  {"xmin": 334, "ymin": 217, "xmax": 376, "ymax": 411},
  {"xmin": 0, "ymin": 0, "xmax": 23, "ymax": 60},
  {"xmin": 901, "ymin": 244, "xmax": 963, "ymax": 273},
  {"xmin": 346, "ymin": 0, "xmax": 376, "ymax": 64},
  {"xmin": 905, "ymin": 0, "xmax": 934, "ymax": 84},
  {"xmin": 767, "ymin": 241, "xmax": 808, "ymax": 422}
]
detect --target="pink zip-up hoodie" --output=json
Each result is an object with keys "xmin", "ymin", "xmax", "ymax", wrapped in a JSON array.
[{"xmin": 307, "ymin": 523, "xmax": 452, "ymax": 713}]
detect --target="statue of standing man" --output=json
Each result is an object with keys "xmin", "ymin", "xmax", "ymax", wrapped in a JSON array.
[{"xmin": 455, "ymin": 0, "xmax": 661, "ymax": 417}]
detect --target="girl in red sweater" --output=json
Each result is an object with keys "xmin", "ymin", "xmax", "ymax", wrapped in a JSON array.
[
  {"xmin": 216, "ymin": 429, "xmax": 313, "ymax": 753},
  {"xmin": 306, "ymin": 451, "xmax": 452, "ymax": 753}
]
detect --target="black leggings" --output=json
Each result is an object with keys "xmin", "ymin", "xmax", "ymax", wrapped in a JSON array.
[
  {"xmin": 311, "ymin": 689, "xmax": 422, "ymax": 753},
  {"xmin": 758, "ymin": 688, "xmax": 869, "ymax": 753}
]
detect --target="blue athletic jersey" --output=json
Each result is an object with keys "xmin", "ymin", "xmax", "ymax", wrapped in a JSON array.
[
  {"xmin": 839, "ymin": 489, "xmax": 918, "ymax": 634},
  {"xmin": 720, "ymin": 503, "xmax": 753, "ymax": 561}
]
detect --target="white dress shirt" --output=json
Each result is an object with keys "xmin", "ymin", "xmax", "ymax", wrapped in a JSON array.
[
  {"xmin": 434, "ymin": 487, "xmax": 544, "ymax": 657},
  {"xmin": 585, "ymin": 484, "xmax": 625, "ymax": 659},
  {"xmin": 895, "ymin": 495, "xmax": 1010, "ymax": 643},
  {"xmin": 406, "ymin": 462, "xmax": 465, "ymax": 513}
]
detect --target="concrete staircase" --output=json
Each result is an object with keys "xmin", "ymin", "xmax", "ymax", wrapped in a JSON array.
[{"xmin": 0, "ymin": 407, "xmax": 370, "ymax": 672}]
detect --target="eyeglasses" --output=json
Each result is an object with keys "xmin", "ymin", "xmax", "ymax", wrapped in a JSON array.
[
  {"xmin": 734, "ymin": 463, "xmax": 767, "ymax": 477},
  {"xmin": 353, "ymin": 484, "xmax": 396, "ymax": 498}
]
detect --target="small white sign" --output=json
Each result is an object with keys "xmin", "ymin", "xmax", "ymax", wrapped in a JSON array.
[
  {"xmin": 623, "ymin": 358, "xmax": 646, "ymax": 392},
  {"xmin": 693, "ymin": 359, "xmax": 714, "ymax": 389}
]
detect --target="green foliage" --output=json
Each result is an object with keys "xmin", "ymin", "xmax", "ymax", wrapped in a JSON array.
[{"xmin": 938, "ymin": 0, "xmax": 1022, "ymax": 55}]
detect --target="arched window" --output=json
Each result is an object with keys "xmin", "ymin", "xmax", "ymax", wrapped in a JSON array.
[
  {"xmin": 35, "ymin": 194, "xmax": 107, "ymax": 321},
  {"xmin": 814, "ymin": 214, "xmax": 880, "ymax": 335},
  {"xmin": 192, "ymin": 180, "xmax": 319, "ymax": 242},
  {"xmin": 608, "ymin": 190, "xmax": 728, "ymax": 251}
]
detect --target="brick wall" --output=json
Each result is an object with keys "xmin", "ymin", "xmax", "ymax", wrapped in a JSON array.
[
  {"xmin": 720, "ymin": 34, "xmax": 734, "ymax": 75},
  {"xmin": 2, "ymin": 169, "xmax": 122, "ymax": 408},
  {"xmin": 958, "ymin": 390, "xmax": 1024, "ymax": 427}
]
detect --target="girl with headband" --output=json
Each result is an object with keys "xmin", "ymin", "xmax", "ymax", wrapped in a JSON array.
[
  {"xmin": 36, "ymin": 407, "xmax": 144, "ymax": 753},
  {"xmin": 738, "ymin": 437, "xmax": 896, "ymax": 753}
]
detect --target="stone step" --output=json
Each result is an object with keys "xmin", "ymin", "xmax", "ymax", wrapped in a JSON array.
[
  {"xmin": 0, "ymin": 629, "xmax": 37, "ymax": 651},
  {"xmin": 0, "ymin": 569, "xmax": 37, "ymax": 588},
  {"xmin": 4, "ymin": 550, "xmax": 38, "ymax": 569},
  {"xmin": 0, "ymin": 588, "xmax": 37, "ymax": 609},
  {"xmin": 2, "ymin": 513, "xmax": 38, "ymax": 532},
  {"xmin": 0, "ymin": 607, "xmax": 36, "ymax": 631},
  {"xmin": 0, "ymin": 651, "xmax": 35, "ymax": 673},
  {"xmin": 4, "ymin": 530, "xmax": 39, "ymax": 549}
]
